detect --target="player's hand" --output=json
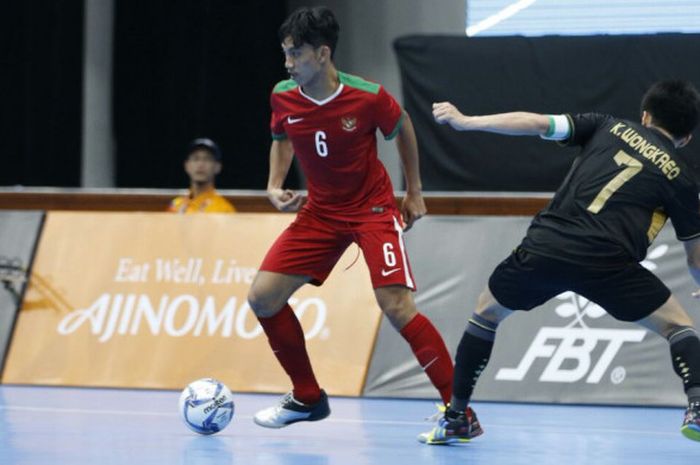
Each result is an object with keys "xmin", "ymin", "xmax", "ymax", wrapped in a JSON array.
[
  {"xmin": 692, "ymin": 289, "xmax": 700, "ymax": 299},
  {"xmin": 401, "ymin": 191, "xmax": 426, "ymax": 232},
  {"xmin": 432, "ymin": 102, "xmax": 468, "ymax": 131},
  {"xmin": 268, "ymin": 188, "xmax": 305, "ymax": 212}
]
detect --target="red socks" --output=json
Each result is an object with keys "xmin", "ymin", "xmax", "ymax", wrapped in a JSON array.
[
  {"xmin": 259, "ymin": 307, "xmax": 453, "ymax": 406},
  {"xmin": 258, "ymin": 304, "xmax": 321, "ymax": 404},
  {"xmin": 400, "ymin": 313, "xmax": 454, "ymax": 405}
]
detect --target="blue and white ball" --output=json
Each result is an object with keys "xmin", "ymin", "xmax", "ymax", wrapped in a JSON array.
[{"xmin": 179, "ymin": 378, "xmax": 234, "ymax": 435}]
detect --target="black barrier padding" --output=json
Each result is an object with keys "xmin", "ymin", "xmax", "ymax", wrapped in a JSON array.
[{"xmin": 394, "ymin": 34, "xmax": 700, "ymax": 191}]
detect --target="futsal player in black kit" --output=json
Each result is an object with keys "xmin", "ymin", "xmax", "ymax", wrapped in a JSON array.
[{"xmin": 421, "ymin": 80, "xmax": 700, "ymax": 444}]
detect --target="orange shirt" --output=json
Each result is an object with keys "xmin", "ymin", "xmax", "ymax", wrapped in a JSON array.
[{"xmin": 168, "ymin": 189, "xmax": 236, "ymax": 214}]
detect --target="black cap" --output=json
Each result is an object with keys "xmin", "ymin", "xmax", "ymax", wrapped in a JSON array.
[{"xmin": 187, "ymin": 138, "xmax": 222, "ymax": 161}]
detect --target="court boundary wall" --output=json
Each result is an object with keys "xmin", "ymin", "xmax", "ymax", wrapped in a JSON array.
[{"xmin": 0, "ymin": 189, "xmax": 551, "ymax": 216}]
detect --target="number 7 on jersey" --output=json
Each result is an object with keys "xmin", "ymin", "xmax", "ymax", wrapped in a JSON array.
[{"xmin": 587, "ymin": 150, "xmax": 642, "ymax": 214}]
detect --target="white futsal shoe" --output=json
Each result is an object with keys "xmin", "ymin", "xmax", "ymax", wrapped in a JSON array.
[{"xmin": 253, "ymin": 390, "xmax": 330, "ymax": 428}]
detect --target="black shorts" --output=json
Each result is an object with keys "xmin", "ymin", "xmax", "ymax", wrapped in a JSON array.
[{"xmin": 488, "ymin": 247, "xmax": 671, "ymax": 322}]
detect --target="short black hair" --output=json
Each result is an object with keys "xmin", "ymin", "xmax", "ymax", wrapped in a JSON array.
[
  {"xmin": 187, "ymin": 138, "xmax": 222, "ymax": 161},
  {"xmin": 641, "ymin": 80, "xmax": 700, "ymax": 139},
  {"xmin": 279, "ymin": 6, "xmax": 339, "ymax": 58}
]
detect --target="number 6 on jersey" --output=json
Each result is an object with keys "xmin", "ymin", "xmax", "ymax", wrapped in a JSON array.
[{"xmin": 315, "ymin": 131, "xmax": 328, "ymax": 157}]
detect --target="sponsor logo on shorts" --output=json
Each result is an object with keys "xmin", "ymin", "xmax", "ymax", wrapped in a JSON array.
[{"xmin": 381, "ymin": 268, "xmax": 402, "ymax": 277}]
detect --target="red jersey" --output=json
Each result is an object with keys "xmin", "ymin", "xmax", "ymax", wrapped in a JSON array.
[{"xmin": 270, "ymin": 71, "xmax": 404, "ymax": 221}]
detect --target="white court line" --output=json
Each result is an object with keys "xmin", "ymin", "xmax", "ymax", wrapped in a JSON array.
[
  {"xmin": 0, "ymin": 405, "xmax": 679, "ymax": 436},
  {"xmin": 0, "ymin": 405, "xmax": 422, "ymax": 425},
  {"xmin": 467, "ymin": 0, "xmax": 537, "ymax": 37},
  {"xmin": 0, "ymin": 405, "xmax": 177, "ymax": 417}
]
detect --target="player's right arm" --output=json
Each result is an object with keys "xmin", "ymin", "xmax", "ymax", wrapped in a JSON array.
[
  {"xmin": 267, "ymin": 138, "xmax": 304, "ymax": 212},
  {"xmin": 432, "ymin": 102, "xmax": 560, "ymax": 138}
]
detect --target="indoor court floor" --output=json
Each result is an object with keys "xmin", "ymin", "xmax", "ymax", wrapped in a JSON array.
[{"xmin": 0, "ymin": 385, "xmax": 696, "ymax": 465}]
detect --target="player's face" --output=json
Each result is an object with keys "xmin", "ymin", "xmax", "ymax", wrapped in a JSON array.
[
  {"xmin": 184, "ymin": 149, "xmax": 221, "ymax": 185},
  {"xmin": 281, "ymin": 36, "xmax": 323, "ymax": 87}
]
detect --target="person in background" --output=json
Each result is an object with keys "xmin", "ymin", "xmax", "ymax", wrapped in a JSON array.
[{"xmin": 168, "ymin": 138, "xmax": 236, "ymax": 214}]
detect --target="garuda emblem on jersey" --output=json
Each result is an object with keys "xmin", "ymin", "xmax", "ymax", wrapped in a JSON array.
[{"xmin": 341, "ymin": 116, "xmax": 357, "ymax": 132}]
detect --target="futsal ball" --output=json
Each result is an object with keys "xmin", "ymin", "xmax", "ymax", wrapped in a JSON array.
[{"xmin": 178, "ymin": 378, "xmax": 235, "ymax": 435}]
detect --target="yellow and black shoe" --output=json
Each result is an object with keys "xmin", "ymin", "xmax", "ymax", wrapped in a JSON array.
[
  {"xmin": 417, "ymin": 406, "xmax": 483, "ymax": 445},
  {"xmin": 681, "ymin": 401, "xmax": 700, "ymax": 442}
]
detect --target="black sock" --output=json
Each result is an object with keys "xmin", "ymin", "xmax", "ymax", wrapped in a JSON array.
[
  {"xmin": 668, "ymin": 327, "xmax": 700, "ymax": 404},
  {"xmin": 450, "ymin": 314, "xmax": 497, "ymax": 412}
]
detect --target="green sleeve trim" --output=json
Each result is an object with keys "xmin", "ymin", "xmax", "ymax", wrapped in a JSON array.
[
  {"xmin": 338, "ymin": 71, "xmax": 380, "ymax": 94},
  {"xmin": 273, "ymin": 79, "xmax": 298, "ymax": 94},
  {"xmin": 545, "ymin": 115, "xmax": 556, "ymax": 137},
  {"xmin": 271, "ymin": 132, "xmax": 287, "ymax": 140},
  {"xmin": 384, "ymin": 112, "xmax": 405, "ymax": 140}
]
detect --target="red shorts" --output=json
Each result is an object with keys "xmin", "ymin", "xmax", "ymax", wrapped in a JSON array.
[{"xmin": 259, "ymin": 209, "xmax": 416, "ymax": 290}]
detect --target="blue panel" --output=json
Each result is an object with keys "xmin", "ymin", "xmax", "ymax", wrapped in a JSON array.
[{"xmin": 467, "ymin": 0, "xmax": 700, "ymax": 36}]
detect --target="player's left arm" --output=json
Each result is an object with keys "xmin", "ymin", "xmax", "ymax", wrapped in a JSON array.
[{"xmin": 395, "ymin": 110, "xmax": 427, "ymax": 231}]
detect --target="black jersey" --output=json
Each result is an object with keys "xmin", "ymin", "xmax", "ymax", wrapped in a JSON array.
[{"xmin": 521, "ymin": 113, "xmax": 700, "ymax": 266}]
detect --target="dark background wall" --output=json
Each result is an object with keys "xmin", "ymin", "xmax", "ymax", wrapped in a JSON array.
[
  {"xmin": 395, "ymin": 34, "xmax": 700, "ymax": 191},
  {"xmin": 2, "ymin": 2, "xmax": 84, "ymax": 187},
  {"xmin": 4, "ymin": 2, "xmax": 700, "ymax": 192},
  {"xmin": 113, "ymin": 0, "xmax": 293, "ymax": 189},
  {"xmin": 3, "ymin": 0, "xmax": 293, "ymax": 190}
]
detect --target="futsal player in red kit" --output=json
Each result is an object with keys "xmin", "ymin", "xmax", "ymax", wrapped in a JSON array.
[{"xmin": 247, "ymin": 6, "xmax": 454, "ymax": 428}]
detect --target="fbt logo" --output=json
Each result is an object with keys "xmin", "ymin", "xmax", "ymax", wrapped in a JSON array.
[{"xmin": 495, "ymin": 244, "xmax": 669, "ymax": 385}]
